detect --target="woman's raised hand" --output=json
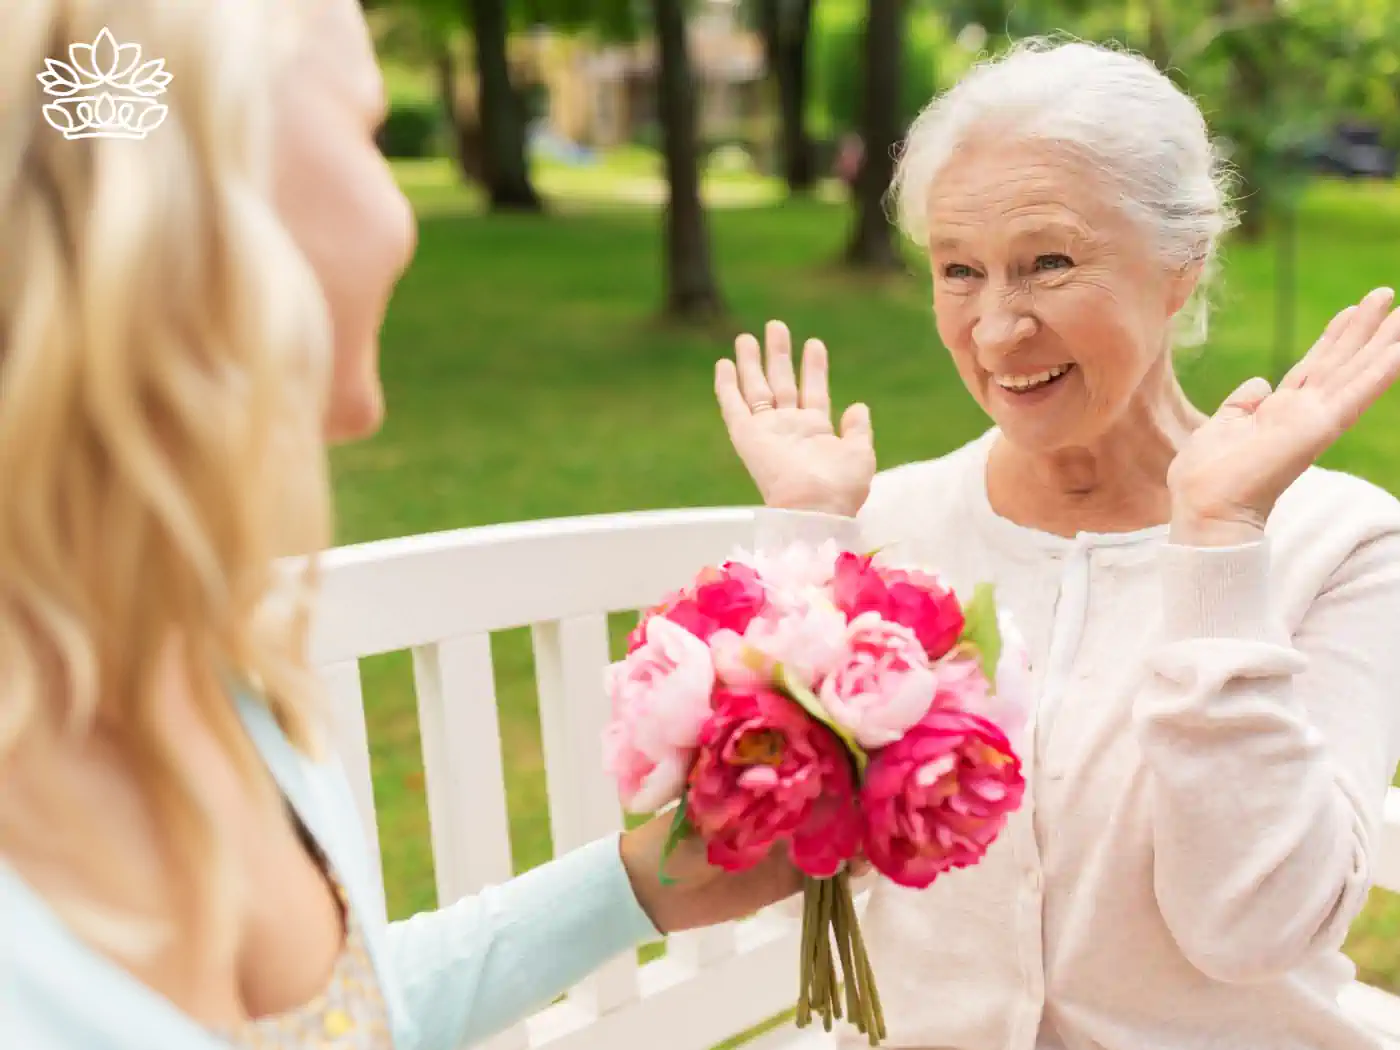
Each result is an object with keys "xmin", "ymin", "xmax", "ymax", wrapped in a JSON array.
[
  {"xmin": 1168, "ymin": 286, "xmax": 1400, "ymax": 545},
  {"xmin": 714, "ymin": 321, "xmax": 876, "ymax": 518}
]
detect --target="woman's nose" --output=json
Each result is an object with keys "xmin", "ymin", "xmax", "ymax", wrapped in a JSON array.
[{"xmin": 972, "ymin": 302, "xmax": 1038, "ymax": 356}]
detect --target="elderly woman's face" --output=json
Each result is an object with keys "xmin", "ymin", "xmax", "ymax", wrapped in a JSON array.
[
  {"xmin": 273, "ymin": 0, "xmax": 417, "ymax": 444},
  {"xmin": 925, "ymin": 140, "xmax": 1196, "ymax": 451}
]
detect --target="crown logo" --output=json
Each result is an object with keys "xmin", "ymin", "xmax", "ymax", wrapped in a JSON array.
[{"xmin": 36, "ymin": 26, "xmax": 172, "ymax": 141}]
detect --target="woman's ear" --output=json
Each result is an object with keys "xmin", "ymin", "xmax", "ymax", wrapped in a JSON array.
[{"xmin": 1167, "ymin": 256, "xmax": 1205, "ymax": 317}]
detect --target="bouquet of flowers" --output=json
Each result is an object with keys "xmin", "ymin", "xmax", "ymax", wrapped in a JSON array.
[{"xmin": 601, "ymin": 540, "xmax": 1032, "ymax": 1045}]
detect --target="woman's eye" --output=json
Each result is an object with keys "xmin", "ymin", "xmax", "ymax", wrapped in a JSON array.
[
  {"xmin": 1034, "ymin": 254, "xmax": 1073, "ymax": 272},
  {"xmin": 942, "ymin": 263, "xmax": 976, "ymax": 279}
]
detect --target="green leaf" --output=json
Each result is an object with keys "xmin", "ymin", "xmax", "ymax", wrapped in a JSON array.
[
  {"xmin": 775, "ymin": 663, "xmax": 869, "ymax": 780},
  {"xmin": 959, "ymin": 582, "xmax": 1003, "ymax": 685},
  {"xmin": 658, "ymin": 795, "xmax": 693, "ymax": 887}
]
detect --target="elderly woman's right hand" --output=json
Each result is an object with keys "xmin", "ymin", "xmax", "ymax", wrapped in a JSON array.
[{"xmin": 714, "ymin": 320, "xmax": 876, "ymax": 517}]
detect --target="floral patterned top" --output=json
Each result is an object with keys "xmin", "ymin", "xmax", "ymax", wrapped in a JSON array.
[{"xmin": 210, "ymin": 818, "xmax": 394, "ymax": 1049}]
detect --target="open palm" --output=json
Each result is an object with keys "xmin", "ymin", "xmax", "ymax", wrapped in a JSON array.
[
  {"xmin": 714, "ymin": 321, "xmax": 876, "ymax": 518},
  {"xmin": 1169, "ymin": 287, "xmax": 1400, "ymax": 530}
]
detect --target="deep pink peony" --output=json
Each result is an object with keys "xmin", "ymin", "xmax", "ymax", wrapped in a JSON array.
[
  {"xmin": 818, "ymin": 612, "xmax": 939, "ymax": 748},
  {"xmin": 686, "ymin": 686, "xmax": 861, "ymax": 877},
  {"xmin": 603, "ymin": 615, "xmax": 716, "ymax": 812},
  {"xmin": 831, "ymin": 554, "xmax": 965, "ymax": 660},
  {"xmin": 627, "ymin": 561, "xmax": 769, "ymax": 652},
  {"xmin": 860, "ymin": 707, "xmax": 1025, "ymax": 889}
]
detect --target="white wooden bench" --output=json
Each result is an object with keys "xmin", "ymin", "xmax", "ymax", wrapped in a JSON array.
[{"xmin": 305, "ymin": 507, "xmax": 1400, "ymax": 1050}]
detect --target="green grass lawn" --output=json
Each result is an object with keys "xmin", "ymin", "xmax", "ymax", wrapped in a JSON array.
[{"xmin": 330, "ymin": 156, "xmax": 1400, "ymax": 992}]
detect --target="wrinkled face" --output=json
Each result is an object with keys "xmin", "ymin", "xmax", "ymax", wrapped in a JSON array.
[
  {"xmin": 925, "ymin": 138, "xmax": 1197, "ymax": 451},
  {"xmin": 273, "ymin": 0, "xmax": 417, "ymax": 444}
]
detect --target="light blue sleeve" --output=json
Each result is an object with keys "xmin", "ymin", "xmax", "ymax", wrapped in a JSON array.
[{"xmin": 382, "ymin": 834, "xmax": 662, "ymax": 1050}]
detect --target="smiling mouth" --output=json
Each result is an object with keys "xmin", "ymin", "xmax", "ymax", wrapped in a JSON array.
[{"xmin": 994, "ymin": 364, "xmax": 1074, "ymax": 393}]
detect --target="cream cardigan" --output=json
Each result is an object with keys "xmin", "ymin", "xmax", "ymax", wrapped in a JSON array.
[{"xmin": 756, "ymin": 427, "xmax": 1400, "ymax": 1050}]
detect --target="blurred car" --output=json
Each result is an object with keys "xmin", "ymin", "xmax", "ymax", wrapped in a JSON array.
[{"xmin": 1304, "ymin": 121, "xmax": 1398, "ymax": 179}]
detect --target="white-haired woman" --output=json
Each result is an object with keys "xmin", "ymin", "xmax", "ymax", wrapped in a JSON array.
[
  {"xmin": 718, "ymin": 38, "xmax": 1400, "ymax": 1050},
  {"xmin": 0, "ymin": 2, "xmax": 803, "ymax": 1048}
]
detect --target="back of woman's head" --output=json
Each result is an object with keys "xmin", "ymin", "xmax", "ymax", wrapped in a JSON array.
[{"xmin": 1, "ymin": 0, "xmax": 333, "ymax": 954}]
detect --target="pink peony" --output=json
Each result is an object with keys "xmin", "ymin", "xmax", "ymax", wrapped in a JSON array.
[
  {"xmin": 709, "ymin": 600, "xmax": 848, "ymax": 691},
  {"xmin": 831, "ymin": 554, "xmax": 965, "ymax": 660},
  {"xmin": 817, "ymin": 612, "xmax": 939, "ymax": 749},
  {"xmin": 926, "ymin": 611, "xmax": 1034, "ymax": 748},
  {"xmin": 860, "ymin": 707, "xmax": 1025, "ymax": 889},
  {"xmin": 686, "ymin": 686, "xmax": 861, "ymax": 877},
  {"xmin": 627, "ymin": 561, "xmax": 769, "ymax": 653},
  {"xmin": 603, "ymin": 615, "xmax": 717, "ymax": 812},
  {"xmin": 830, "ymin": 552, "xmax": 889, "ymax": 620},
  {"xmin": 627, "ymin": 587, "xmax": 687, "ymax": 652}
]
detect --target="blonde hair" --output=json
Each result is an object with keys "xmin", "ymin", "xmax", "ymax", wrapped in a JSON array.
[{"xmin": 0, "ymin": 0, "xmax": 334, "ymax": 961}]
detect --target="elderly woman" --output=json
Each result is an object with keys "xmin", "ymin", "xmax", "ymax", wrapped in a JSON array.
[
  {"xmin": 717, "ymin": 38, "xmax": 1400, "ymax": 1050},
  {"xmin": 1, "ymin": 1, "xmax": 802, "ymax": 1047}
]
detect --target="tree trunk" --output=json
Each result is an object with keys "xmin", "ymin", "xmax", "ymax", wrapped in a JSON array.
[
  {"xmin": 1216, "ymin": 0, "xmax": 1275, "ymax": 240},
  {"xmin": 466, "ymin": 0, "xmax": 541, "ymax": 211},
  {"xmin": 758, "ymin": 0, "xmax": 817, "ymax": 193},
  {"xmin": 653, "ymin": 0, "xmax": 725, "ymax": 321},
  {"xmin": 845, "ymin": 0, "xmax": 905, "ymax": 269},
  {"xmin": 436, "ymin": 47, "xmax": 484, "ymax": 186}
]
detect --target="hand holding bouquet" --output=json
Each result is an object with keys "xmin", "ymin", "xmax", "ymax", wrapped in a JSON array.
[{"xmin": 602, "ymin": 541, "xmax": 1032, "ymax": 1045}]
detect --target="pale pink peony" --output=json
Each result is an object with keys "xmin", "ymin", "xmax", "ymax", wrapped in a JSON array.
[
  {"xmin": 603, "ymin": 614, "xmax": 716, "ymax": 812},
  {"xmin": 686, "ymin": 685, "xmax": 861, "ymax": 877},
  {"xmin": 710, "ymin": 599, "xmax": 848, "ymax": 691},
  {"xmin": 727, "ymin": 539, "xmax": 843, "ymax": 603},
  {"xmin": 817, "ymin": 612, "xmax": 939, "ymax": 749},
  {"xmin": 861, "ymin": 707, "xmax": 1025, "ymax": 889}
]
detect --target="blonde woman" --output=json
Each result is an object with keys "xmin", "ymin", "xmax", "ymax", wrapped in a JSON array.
[{"xmin": 0, "ymin": 2, "xmax": 802, "ymax": 1047}]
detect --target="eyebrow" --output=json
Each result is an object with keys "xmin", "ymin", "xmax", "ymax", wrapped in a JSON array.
[{"xmin": 929, "ymin": 219, "xmax": 1094, "ymax": 254}]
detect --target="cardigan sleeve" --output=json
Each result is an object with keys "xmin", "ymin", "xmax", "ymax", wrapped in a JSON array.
[
  {"xmin": 383, "ymin": 834, "xmax": 660, "ymax": 1050},
  {"xmin": 1136, "ymin": 525, "xmax": 1400, "ymax": 984},
  {"xmin": 752, "ymin": 506, "xmax": 867, "ymax": 552}
]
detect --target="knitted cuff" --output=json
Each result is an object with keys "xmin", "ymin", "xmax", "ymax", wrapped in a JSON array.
[{"xmin": 1158, "ymin": 541, "xmax": 1284, "ymax": 645}]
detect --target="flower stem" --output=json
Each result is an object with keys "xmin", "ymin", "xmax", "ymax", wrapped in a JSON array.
[
  {"xmin": 837, "ymin": 876, "xmax": 886, "ymax": 1045},
  {"xmin": 795, "ymin": 872, "xmax": 885, "ymax": 1045},
  {"xmin": 830, "ymin": 873, "xmax": 859, "ymax": 1024},
  {"xmin": 797, "ymin": 877, "xmax": 819, "ymax": 1028},
  {"xmin": 814, "ymin": 878, "xmax": 834, "ymax": 1029}
]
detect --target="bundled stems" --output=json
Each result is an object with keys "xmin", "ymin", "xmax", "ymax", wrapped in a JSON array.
[{"xmin": 796, "ymin": 871, "xmax": 886, "ymax": 1045}]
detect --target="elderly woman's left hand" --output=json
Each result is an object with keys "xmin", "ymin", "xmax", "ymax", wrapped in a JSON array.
[{"xmin": 1167, "ymin": 287, "xmax": 1400, "ymax": 546}]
